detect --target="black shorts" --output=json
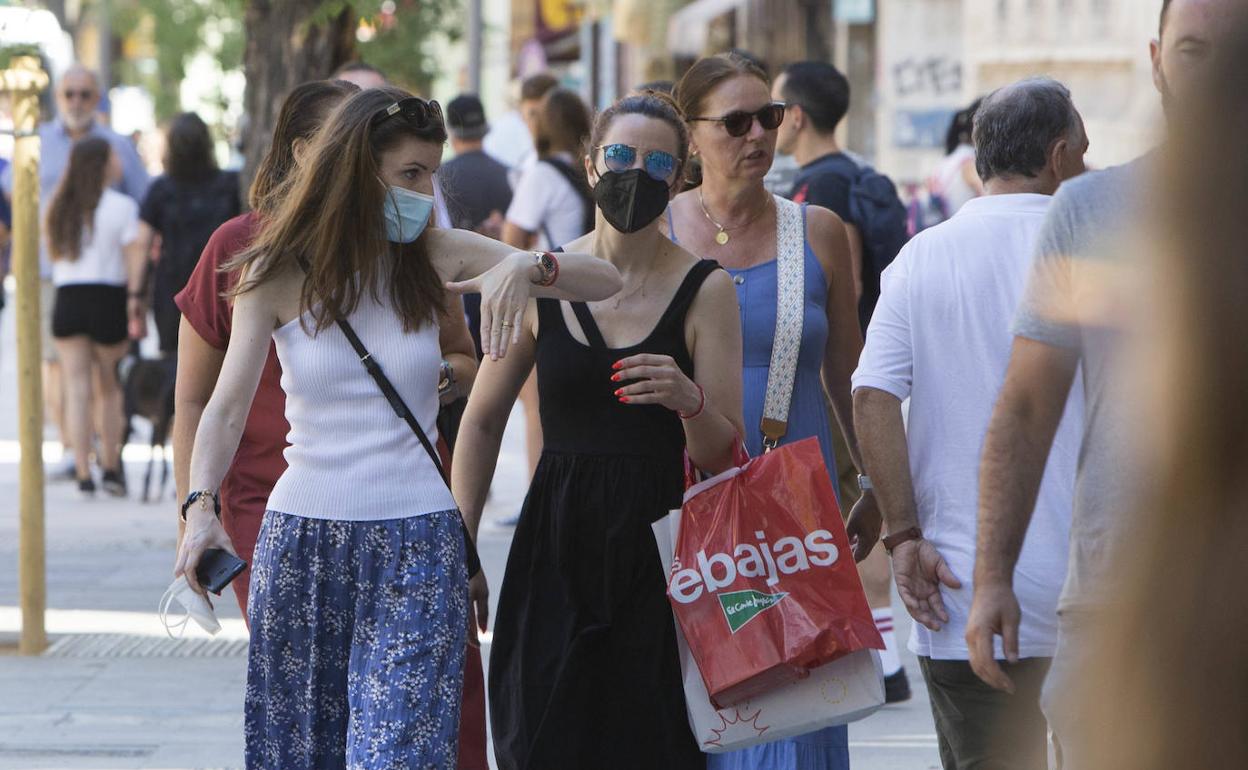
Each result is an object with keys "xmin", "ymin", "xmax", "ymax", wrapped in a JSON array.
[{"xmin": 51, "ymin": 284, "xmax": 128, "ymax": 345}]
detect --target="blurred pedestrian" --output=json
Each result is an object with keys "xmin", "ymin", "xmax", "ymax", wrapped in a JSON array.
[
  {"xmin": 502, "ymin": 85, "xmax": 594, "ymax": 485},
  {"xmin": 852, "ymin": 78, "xmax": 1088, "ymax": 770},
  {"xmin": 44, "ymin": 137, "xmax": 147, "ymax": 497},
  {"xmin": 453, "ymin": 89, "xmax": 742, "ymax": 770},
  {"xmin": 483, "ymin": 74, "xmax": 557, "ymax": 174},
  {"xmin": 930, "ymin": 99, "xmax": 985, "ymax": 217},
  {"xmin": 442, "ymin": 93, "xmax": 514, "ymax": 359},
  {"xmin": 136, "ymin": 112, "xmax": 241, "ymax": 355},
  {"xmin": 174, "ymin": 86, "xmax": 620, "ymax": 769},
  {"xmin": 502, "ymin": 87, "xmax": 594, "ymax": 251},
  {"xmin": 332, "ymin": 60, "xmax": 387, "ymax": 90},
  {"xmin": 967, "ymin": 1, "xmax": 1239, "ymax": 767},
  {"xmin": 771, "ymin": 60, "xmax": 913, "ymax": 699},
  {"xmin": 668, "ymin": 51, "xmax": 873, "ymax": 770},
  {"xmin": 1, "ymin": 64, "xmax": 149, "ymax": 481},
  {"xmin": 1078, "ymin": 14, "xmax": 1248, "ymax": 768}
]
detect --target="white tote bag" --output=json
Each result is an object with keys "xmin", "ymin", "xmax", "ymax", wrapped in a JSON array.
[{"xmin": 653, "ymin": 504, "xmax": 885, "ymax": 753}]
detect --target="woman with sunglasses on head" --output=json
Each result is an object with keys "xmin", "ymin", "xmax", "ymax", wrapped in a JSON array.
[
  {"xmin": 174, "ymin": 88, "xmax": 621, "ymax": 769},
  {"xmin": 453, "ymin": 91, "xmax": 744, "ymax": 769},
  {"xmin": 665, "ymin": 52, "xmax": 876, "ymax": 770}
]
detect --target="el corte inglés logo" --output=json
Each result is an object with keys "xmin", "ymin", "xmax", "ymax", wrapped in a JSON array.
[{"xmin": 719, "ymin": 589, "xmax": 789, "ymax": 633}]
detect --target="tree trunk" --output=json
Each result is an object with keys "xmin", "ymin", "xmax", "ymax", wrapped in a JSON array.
[{"xmin": 240, "ymin": 0, "xmax": 355, "ymax": 202}]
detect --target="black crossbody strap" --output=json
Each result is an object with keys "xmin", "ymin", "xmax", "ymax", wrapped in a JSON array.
[
  {"xmin": 295, "ymin": 257, "xmax": 480, "ymax": 577},
  {"xmin": 333, "ymin": 316, "xmax": 448, "ymax": 483}
]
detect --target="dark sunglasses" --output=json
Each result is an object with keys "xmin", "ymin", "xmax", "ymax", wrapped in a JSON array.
[
  {"xmin": 595, "ymin": 143, "xmax": 678, "ymax": 182},
  {"xmin": 371, "ymin": 97, "xmax": 444, "ymax": 129},
  {"xmin": 62, "ymin": 89, "xmax": 96, "ymax": 101},
  {"xmin": 689, "ymin": 102, "xmax": 785, "ymax": 138}
]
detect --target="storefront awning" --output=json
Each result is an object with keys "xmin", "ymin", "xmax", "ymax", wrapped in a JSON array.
[{"xmin": 666, "ymin": 0, "xmax": 746, "ymax": 58}]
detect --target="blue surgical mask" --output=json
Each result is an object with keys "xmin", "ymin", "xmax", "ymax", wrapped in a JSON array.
[{"xmin": 382, "ymin": 185, "xmax": 435, "ymax": 243}]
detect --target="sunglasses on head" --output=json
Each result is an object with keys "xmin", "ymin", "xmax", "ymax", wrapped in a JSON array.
[
  {"xmin": 371, "ymin": 97, "xmax": 444, "ymax": 130},
  {"xmin": 62, "ymin": 89, "xmax": 95, "ymax": 101},
  {"xmin": 689, "ymin": 102, "xmax": 785, "ymax": 138},
  {"xmin": 595, "ymin": 143, "xmax": 679, "ymax": 183}
]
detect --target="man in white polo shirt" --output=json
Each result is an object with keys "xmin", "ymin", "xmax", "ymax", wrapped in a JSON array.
[{"xmin": 849, "ymin": 78, "xmax": 1088, "ymax": 769}]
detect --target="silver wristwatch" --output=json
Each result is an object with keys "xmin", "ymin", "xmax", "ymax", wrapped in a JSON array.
[
  {"xmin": 857, "ymin": 474, "xmax": 874, "ymax": 491},
  {"xmin": 438, "ymin": 359, "xmax": 455, "ymax": 398}
]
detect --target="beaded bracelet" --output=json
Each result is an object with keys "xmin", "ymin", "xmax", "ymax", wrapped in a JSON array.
[{"xmin": 678, "ymin": 383, "xmax": 706, "ymax": 420}]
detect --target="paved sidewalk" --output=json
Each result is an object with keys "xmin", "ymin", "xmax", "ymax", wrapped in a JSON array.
[{"xmin": 0, "ymin": 296, "xmax": 940, "ymax": 770}]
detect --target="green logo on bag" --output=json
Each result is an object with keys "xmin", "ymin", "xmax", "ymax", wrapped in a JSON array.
[{"xmin": 718, "ymin": 589, "xmax": 788, "ymax": 634}]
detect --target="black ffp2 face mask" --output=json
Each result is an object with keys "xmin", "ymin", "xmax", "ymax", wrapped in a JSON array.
[{"xmin": 591, "ymin": 168, "xmax": 672, "ymax": 234}]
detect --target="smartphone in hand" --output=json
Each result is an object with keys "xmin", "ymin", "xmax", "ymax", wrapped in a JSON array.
[{"xmin": 195, "ymin": 548, "xmax": 247, "ymax": 595}]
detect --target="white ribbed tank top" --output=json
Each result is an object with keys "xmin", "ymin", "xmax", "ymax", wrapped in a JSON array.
[{"xmin": 265, "ymin": 285, "xmax": 457, "ymax": 521}]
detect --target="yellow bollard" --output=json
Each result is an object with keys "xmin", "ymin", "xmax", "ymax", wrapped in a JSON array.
[{"xmin": 3, "ymin": 54, "xmax": 50, "ymax": 656}]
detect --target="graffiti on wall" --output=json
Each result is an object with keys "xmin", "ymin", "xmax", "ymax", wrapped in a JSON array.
[{"xmin": 893, "ymin": 56, "xmax": 963, "ymax": 98}]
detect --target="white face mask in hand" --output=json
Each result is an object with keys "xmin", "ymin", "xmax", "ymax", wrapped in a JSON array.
[{"xmin": 159, "ymin": 575, "xmax": 221, "ymax": 639}]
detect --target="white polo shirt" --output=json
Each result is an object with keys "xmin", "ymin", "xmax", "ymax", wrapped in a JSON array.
[{"xmin": 852, "ymin": 193, "xmax": 1084, "ymax": 660}]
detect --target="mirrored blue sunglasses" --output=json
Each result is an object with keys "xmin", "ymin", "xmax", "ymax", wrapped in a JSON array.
[{"xmin": 596, "ymin": 143, "xmax": 678, "ymax": 183}]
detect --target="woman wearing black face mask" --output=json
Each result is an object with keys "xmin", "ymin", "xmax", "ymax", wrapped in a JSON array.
[{"xmin": 452, "ymin": 92, "xmax": 745, "ymax": 769}]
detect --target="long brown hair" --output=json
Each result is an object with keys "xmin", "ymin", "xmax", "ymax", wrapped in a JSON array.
[
  {"xmin": 248, "ymin": 79, "xmax": 360, "ymax": 213},
  {"xmin": 164, "ymin": 112, "xmax": 218, "ymax": 185},
  {"xmin": 1077, "ymin": 14, "xmax": 1248, "ymax": 769},
  {"xmin": 535, "ymin": 87, "xmax": 591, "ymax": 159},
  {"xmin": 45, "ymin": 136, "xmax": 111, "ymax": 262},
  {"xmin": 230, "ymin": 86, "xmax": 447, "ymax": 334}
]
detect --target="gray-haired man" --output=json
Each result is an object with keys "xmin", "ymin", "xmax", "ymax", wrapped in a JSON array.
[{"xmin": 850, "ymin": 78, "xmax": 1088, "ymax": 769}]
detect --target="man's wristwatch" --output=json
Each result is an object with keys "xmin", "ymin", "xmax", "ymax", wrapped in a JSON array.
[
  {"xmin": 438, "ymin": 359, "xmax": 455, "ymax": 398},
  {"xmin": 882, "ymin": 526, "xmax": 923, "ymax": 555},
  {"xmin": 857, "ymin": 473, "xmax": 873, "ymax": 491},
  {"xmin": 181, "ymin": 490, "xmax": 221, "ymax": 522}
]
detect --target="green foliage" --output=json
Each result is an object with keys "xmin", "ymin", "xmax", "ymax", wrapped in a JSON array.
[
  {"xmin": 353, "ymin": 0, "xmax": 463, "ymax": 95},
  {"xmin": 111, "ymin": 0, "xmax": 245, "ymax": 119},
  {"xmin": 0, "ymin": 43, "xmax": 43, "ymax": 69}
]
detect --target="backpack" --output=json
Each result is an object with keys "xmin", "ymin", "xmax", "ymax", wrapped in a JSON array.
[
  {"xmin": 538, "ymin": 157, "xmax": 595, "ymax": 247},
  {"xmin": 843, "ymin": 162, "xmax": 910, "ymax": 331}
]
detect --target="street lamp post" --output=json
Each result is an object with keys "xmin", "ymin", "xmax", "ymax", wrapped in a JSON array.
[{"xmin": 2, "ymin": 54, "xmax": 50, "ymax": 656}]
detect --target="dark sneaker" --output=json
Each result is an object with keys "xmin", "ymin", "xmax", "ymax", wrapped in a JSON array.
[
  {"xmin": 101, "ymin": 469, "xmax": 127, "ymax": 498},
  {"xmin": 884, "ymin": 667, "xmax": 912, "ymax": 703},
  {"xmin": 77, "ymin": 477, "xmax": 97, "ymax": 499}
]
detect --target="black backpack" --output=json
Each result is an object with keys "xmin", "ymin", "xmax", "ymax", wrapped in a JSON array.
[
  {"xmin": 538, "ymin": 157, "xmax": 595, "ymax": 246},
  {"xmin": 844, "ymin": 162, "xmax": 910, "ymax": 331}
]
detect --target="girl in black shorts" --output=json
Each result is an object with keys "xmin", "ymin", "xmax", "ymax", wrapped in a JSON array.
[{"xmin": 44, "ymin": 136, "xmax": 147, "ymax": 496}]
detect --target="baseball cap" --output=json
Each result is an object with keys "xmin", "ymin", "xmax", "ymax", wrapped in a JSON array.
[{"xmin": 446, "ymin": 94, "xmax": 488, "ymax": 140}]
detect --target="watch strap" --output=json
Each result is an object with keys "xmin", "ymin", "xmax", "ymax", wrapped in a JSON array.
[{"xmin": 883, "ymin": 526, "xmax": 923, "ymax": 555}]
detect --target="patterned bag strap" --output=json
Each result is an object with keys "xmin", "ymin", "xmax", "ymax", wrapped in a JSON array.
[{"xmin": 760, "ymin": 196, "xmax": 806, "ymax": 451}]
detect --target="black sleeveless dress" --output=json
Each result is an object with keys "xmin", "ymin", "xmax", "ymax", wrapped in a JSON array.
[{"xmin": 488, "ymin": 260, "xmax": 720, "ymax": 770}]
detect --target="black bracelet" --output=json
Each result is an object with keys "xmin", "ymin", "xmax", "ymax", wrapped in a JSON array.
[{"xmin": 180, "ymin": 490, "xmax": 221, "ymax": 522}]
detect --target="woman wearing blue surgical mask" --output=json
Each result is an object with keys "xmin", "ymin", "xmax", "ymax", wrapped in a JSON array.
[
  {"xmin": 172, "ymin": 87, "xmax": 621, "ymax": 770},
  {"xmin": 452, "ymin": 91, "xmax": 745, "ymax": 769}
]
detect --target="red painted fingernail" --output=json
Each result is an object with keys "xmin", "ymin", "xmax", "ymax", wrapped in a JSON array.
[
  {"xmin": 619, "ymin": 396, "xmax": 630, "ymax": 403},
  {"xmin": 611, "ymin": 374, "xmax": 621, "ymax": 382},
  {"xmin": 612, "ymin": 361, "xmax": 623, "ymax": 370},
  {"xmin": 614, "ymin": 388, "xmax": 623, "ymax": 396}
]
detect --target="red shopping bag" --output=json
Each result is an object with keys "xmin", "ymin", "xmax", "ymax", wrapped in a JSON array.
[{"xmin": 667, "ymin": 437, "xmax": 884, "ymax": 709}]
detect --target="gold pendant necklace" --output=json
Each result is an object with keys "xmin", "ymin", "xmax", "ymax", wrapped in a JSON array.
[{"xmin": 699, "ymin": 188, "xmax": 768, "ymax": 246}]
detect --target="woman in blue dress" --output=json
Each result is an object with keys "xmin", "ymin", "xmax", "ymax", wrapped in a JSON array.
[{"xmin": 664, "ymin": 52, "xmax": 880, "ymax": 770}]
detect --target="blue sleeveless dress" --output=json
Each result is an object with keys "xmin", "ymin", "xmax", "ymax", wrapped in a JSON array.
[{"xmin": 669, "ymin": 206, "xmax": 850, "ymax": 769}]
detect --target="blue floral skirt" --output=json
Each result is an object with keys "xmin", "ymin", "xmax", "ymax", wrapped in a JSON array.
[{"xmin": 244, "ymin": 509, "xmax": 469, "ymax": 770}]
